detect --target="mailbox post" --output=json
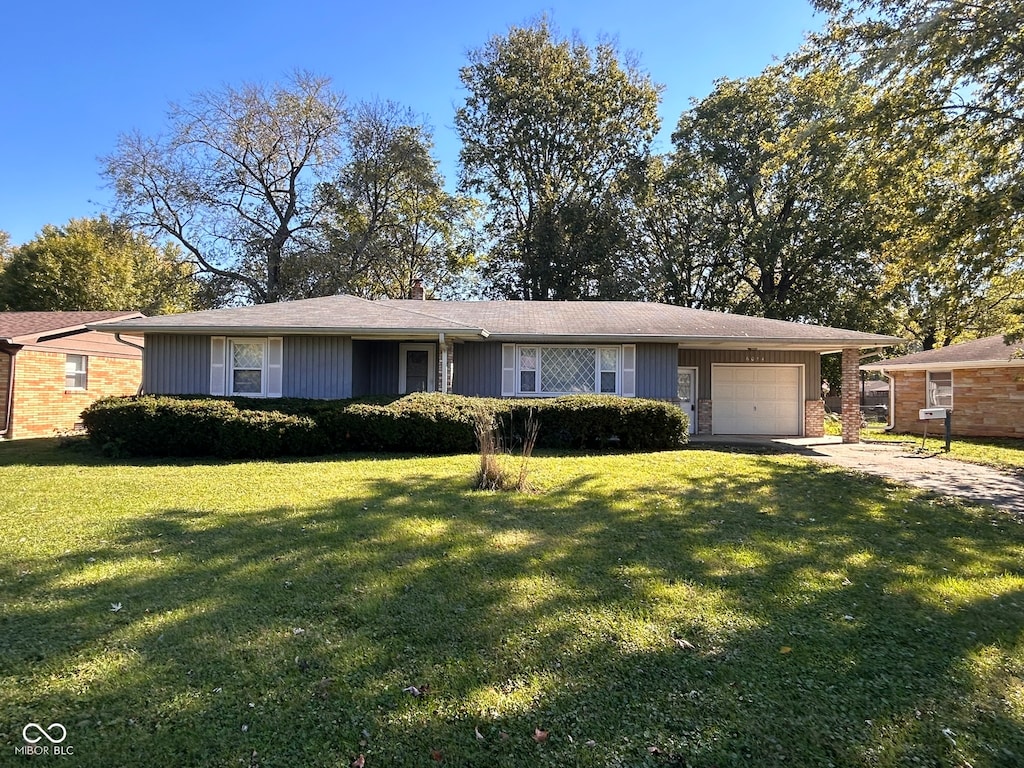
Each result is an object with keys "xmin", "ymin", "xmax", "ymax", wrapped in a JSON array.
[{"xmin": 918, "ymin": 407, "xmax": 952, "ymax": 452}]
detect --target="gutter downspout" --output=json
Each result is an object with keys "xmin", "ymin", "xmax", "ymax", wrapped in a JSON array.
[
  {"xmin": 114, "ymin": 333, "xmax": 146, "ymax": 395},
  {"xmin": 0, "ymin": 344, "xmax": 18, "ymax": 438}
]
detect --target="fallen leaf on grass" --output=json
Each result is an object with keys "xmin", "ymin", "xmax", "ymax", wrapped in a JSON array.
[
  {"xmin": 110, "ymin": 602, "xmax": 122, "ymax": 613},
  {"xmin": 430, "ymin": 748, "xmax": 443, "ymax": 762},
  {"xmin": 648, "ymin": 745, "xmax": 663, "ymax": 754},
  {"xmin": 403, "ymin": 684, "xmax": 430, "ymax": 698},
  {"xmin": 475, "ymin": 726, "xmax": 485, "ymax": 741},
  {"xmin": 780, "ymin": 646, "xmax": 792, "ymax": 654},
  {"xmin": 350, "ymin": 754, "xmax": 365, "ymax": 768},
  {"xmin": 533, "ymin": 728, "xmax": 549, "ymax": 742},
  {"xmin": 672, "ymin": 637, "xmax": 696, "ymax": 650}
]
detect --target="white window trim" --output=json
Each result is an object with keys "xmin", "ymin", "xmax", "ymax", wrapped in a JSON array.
[
  {"xmin": 399, "ymin": 343, "xmax": 436, "ymax": 394},
  {"xmin": 228, "ymin": 338, "xmax": 268, "ymax": 398},
  {"xmin": 65, "ymin": 354, "xmax": 88, "ymax": 390},
  {"xmin": 927, "ymin": 370, "xmax": 953, "ymax": 408},
  {"xmin": 512, "ymin": 344, "xmax": 624, "ymax": 397}
]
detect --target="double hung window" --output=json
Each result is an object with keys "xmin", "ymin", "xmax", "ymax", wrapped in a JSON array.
[
  {"xmin": 927, "ymin": 370, "xmax": 953, "ymax": 408},
  {"xmin": 65, "ymin": 354, "xmax": 88, "ymax": 389},
  {"xmin": 230, "ymin": 340, "xmax": 267, "ymax": 396}
]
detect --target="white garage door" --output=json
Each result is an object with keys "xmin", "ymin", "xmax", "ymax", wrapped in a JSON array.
[{"xmin": 712, "ymin": 365, "xmax": 802, "ymax": 435}]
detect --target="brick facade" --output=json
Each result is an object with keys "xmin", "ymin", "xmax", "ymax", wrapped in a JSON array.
[
  {"xmin": 6, "ymin": 350, "xmax": 141, "ymax": 439},
  {"xmin": 0, "ymin": 352, "xmax": 10, "ymax": 432},
  {"xmin": 841, "ymin": 348, "xmax": 861, "ymax": 443},
  {"xmin": 804, "ymin": 399, "xmax": 825, "ymax": 438},
  {"xmin": 890, "ymin": 366, "xmax": 1024, "ymax": 438}
]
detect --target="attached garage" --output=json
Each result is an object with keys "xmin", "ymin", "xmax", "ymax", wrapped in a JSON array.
[{"xmin": 712, "ymin": 364, "xmax": 803, "ymax": 435}]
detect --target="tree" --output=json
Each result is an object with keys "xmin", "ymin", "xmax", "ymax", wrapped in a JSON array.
[
  {"xmin": 632, "ymin": 156, "xmax": 743, "ymax": 309},
  {"xmin": 0, "ymin": 216, "xmax": 198, "ymax": 314},
  {"xmin": 309, "ymin": 101, "xmax": 479, "ymax": 299},
  {"xmin": 455, "ymin": 18, "xmax": 661, "ymax": 299},
  {"xmin": 665, "ymin": 66, "xmax": 885, "ymax": 326},
  {"xmin": 804, "ymin": 0, "xmax": 1024, "ymax": 345},
  {"xmin": 874, "ymin": 124, "xmax": 1024, "ymax": 348},
  {"xmin": 104, "ymin": 71, "xmax": 346, "ymax": 305}
]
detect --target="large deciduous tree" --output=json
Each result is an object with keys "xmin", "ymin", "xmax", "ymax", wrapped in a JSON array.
[
  {"xmin": 805, "ymin": 0, "xmax": 1024, "ymax": 345},
  {"xmin": 310, "ymin": 101, "xmax": 479, "ymax": 299},
  {"xmin": 104, "ymin": 71, "xmax": 347, "ymax": 305},
  {"xmin": 455, "ymin": 18, "xmax": 661, "ymax": 299},
  {"xmin": 665, "ymin": 66, "xmax": 884, "ymax": 326},
  {"xmin": 0, "ymin": 216, "xmax": 198, "ymax": 314}
]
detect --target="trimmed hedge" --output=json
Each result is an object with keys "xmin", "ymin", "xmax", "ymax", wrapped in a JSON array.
[{"xmin": 81, "ymin": 393, "xmax": 687, "ymax": 458}]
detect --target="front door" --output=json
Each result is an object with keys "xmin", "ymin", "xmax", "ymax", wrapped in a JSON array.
[
  {"xmin": 399, "ymin": 344, "xmax": 436, "ymax": 393},
  {"xmin": 677, "ymin": 366, "xmax": 698, "ymax": 434}
]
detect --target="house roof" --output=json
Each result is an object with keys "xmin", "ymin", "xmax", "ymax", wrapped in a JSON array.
[
  {"xmin": 861, "ymin": 335, "xmax": 1024, "ymax": 371},
  {"xmin": 0, "ymin": 311, "xmax": 144, "ymax": 345},
  {"xmin": 89, "ymin": 295, "xmax": 902, "ymax": 352}
]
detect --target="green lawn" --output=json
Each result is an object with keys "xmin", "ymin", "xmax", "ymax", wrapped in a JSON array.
[
  {"xmin": 2, "ymin": 439, "xmax": 1023, "ymax": 767},
  {"xmin": 861, "ymin": 426, "xmax": 1024, "ymax": 474}
]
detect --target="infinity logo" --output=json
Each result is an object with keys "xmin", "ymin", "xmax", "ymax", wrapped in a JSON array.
[{"xmin": 22, "ymin": 723, "xmax": 67, "ymax": 744}]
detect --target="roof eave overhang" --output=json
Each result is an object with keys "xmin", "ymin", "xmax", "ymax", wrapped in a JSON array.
[
  {"xmin": 862, "ymin": 359, "xmax": 1024, "ymax": 372},
  {"xmin": 87, "ymin": 324, "xmax": 487, "ymax": 339}
]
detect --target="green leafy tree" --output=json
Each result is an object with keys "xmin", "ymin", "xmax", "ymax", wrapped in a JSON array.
[
  {"xmin": 666, "ymin": 66, "xmax": 884, "ymax": 326},
  {"xmin": 308, "ymin": 101, "xmax": 479, "ymax": 299},
  {"xmin": 455, "ymin": 17, "xmax": 661, "ymax": 299},
  {"xmin": 805, "ymin": 0, "xmax": 1024, "ymax": 347},
  {"xmin": 104, "ymin": 71, "xmax": 347, "ymax": 305},
  {"xmin": 874, "ymin": 124, "xmax": 1024, "ymax": 348},
  {"xmin": 0, "ymin": 216, "xmax": 198, "ymax": 314}
]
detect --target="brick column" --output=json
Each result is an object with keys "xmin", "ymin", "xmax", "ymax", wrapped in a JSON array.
[
  {"xmin": 697, "ymin": 399, "xmax": 713, "ymax": 436},
  {"xmin": 841, "ymin": 348, "xmax": 860, "ymax": 444},
  {"xmin": 804, "ymin": 399, "xmax": 825, "ymax": 438}
]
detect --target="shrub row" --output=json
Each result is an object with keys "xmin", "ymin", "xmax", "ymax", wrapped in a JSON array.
[{"xmin": 81, "ymin": 393, "xmax": 688, "ymax": 458}]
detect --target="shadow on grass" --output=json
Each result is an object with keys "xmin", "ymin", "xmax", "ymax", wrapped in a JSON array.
[{"xmin": 2, "ymin": 452, "xmax": 1023, "ymax": 767}]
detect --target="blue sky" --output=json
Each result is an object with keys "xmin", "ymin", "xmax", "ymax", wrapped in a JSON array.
[{"xmin": 1, "ymin": 0, "xmax": 822, "ymax": 246}]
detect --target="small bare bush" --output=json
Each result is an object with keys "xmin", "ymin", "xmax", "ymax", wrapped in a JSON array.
[{"xmin": 474, "ymin": 406, "xmax": 539, "ymax": 492}]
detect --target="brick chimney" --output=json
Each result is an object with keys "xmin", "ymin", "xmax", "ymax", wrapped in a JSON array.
[{"xmin": 410, "ymin": 278, "xmax": 425, "ymax": 300}]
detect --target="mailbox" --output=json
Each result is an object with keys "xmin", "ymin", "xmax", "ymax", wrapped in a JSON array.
[{"xmin": 919, "ymin": 407, "xmax": 949, "ymax": 420}]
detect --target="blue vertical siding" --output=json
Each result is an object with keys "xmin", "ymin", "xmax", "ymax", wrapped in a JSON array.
[
  {"xmin": 351, "ymin": 340, "xmax": 401, "ymax": 396},
  {"xmin": 452, "ymin": 341, "xmax": 503, "ymax": 396},
  {"xmin": 635, "ymin": 343, "xmax": 680, "ymax": 400},
  {"xmin": 282, "ymin": 336, "xmax": 352, "ymax": 398},
  {"xmin": 143, "ymin": 334, "xmax": 210, "ymax": 394}
]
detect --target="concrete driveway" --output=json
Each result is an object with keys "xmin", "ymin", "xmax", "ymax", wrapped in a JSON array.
[{"xmin": 690, "ymin": 435, "xmax": 1024, "ymax": 517}]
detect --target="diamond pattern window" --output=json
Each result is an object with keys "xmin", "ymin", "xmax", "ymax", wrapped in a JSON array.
[
  {"xmin": 231, "ymin": 341, "xmax": 266, "ymax": 396},
  {"xmin": 513, "ymin": 346, "xmax": 620, "ymax": 395}
]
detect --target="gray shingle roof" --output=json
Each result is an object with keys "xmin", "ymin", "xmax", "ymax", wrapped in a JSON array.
[
  {"xmin": 862, "ymin": 335, "xmax": 1024, "ymax": 369},
  {"xmin": 0, "ymin": 311, "xmax": 143, "ymax": 344},
  {"xmin": 90, "ymin": 296, "xmax": 902, "ymax": 351}
]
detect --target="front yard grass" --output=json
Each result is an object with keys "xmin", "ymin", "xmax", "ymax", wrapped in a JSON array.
[
  {"xmin": 862, "ymin": 425, "xmax": 1024, "ymax": 474},
  {"xmin": 1, "ymin": 439, "xmax": 1023, "ymax": 767}
]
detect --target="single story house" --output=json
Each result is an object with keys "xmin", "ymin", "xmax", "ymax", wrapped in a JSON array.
[
  {"xmin": 89, "ymin": 294, "xmax": 901, "ymax": 442},
  {"xmin": 1, "ymin": 312, "xmax": 144, "ymax": 439},
  {"xmin": 861, "ymin": 334, "xmax": 1024, "ymax": 438}
]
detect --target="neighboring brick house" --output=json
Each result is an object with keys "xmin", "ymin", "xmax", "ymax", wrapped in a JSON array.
[
  {"xmin": 861, "ymin": 335, "xmax": 1024, "ymax": 439},
  {"xmin": 0, "ymin": 312, "xmax": 144, "ymax": 439}
]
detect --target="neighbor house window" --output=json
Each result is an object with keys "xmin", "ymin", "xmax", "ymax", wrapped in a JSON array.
[
  {"xmin": 516, "ymin": 345, "xmax": 619, "ymax": 395},
  {"xmin": 230, "ymin": 340, "xmax": 267, "ymax": 396},
  {"xmin": 65, "ymin": 354, "xmax": 88, "ymax": 389},
  {"xmin": 927, "ymin": 370, "xmax": 953, "ymax": 408}
]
